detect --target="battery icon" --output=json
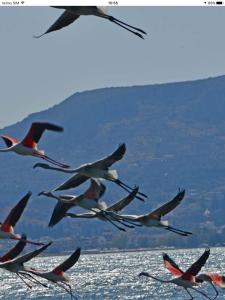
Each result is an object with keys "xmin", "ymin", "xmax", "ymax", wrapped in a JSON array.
[{"xmin": 216, "ymin": 1, "xmax": 223, "ymax": 4}]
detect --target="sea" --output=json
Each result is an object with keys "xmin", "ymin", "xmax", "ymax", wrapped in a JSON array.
[{"xmin": 0, "ymin": 247, "xmax": 225, "ymax": 299}]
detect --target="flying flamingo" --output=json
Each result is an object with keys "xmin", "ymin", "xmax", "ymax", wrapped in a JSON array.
[
  {"xmin": 0, "ymin": 191, "xmax": 44, "ymax": 246},
  {"xmin": 139, "ymin": 248, "xmax": 212, "ymax": 300},
  {"xmin": 0, "ymin": 234, "xmax": 27, "ymax": 262},
  {"xmin": 66, "ymin": 187, "xmax": 143, "ymax": 231},
  {"xmin": 34, "ymin": 6, "xmax": 147, "ymax": 39},
  {"xmin": 0, "ymin": 122, "xmax": 69, "ymax": 168},
  {"xmin": 34, "ymin": 143, "xmax": 147, "ymax": 201},
  {"xmin": 163, "ymin": 252, "xmax": 224, "ymax": 299},
  {"xmin": 115, "ymin": 189, "xmax": 192, "ymax": 236},
  {"xmin": 39, "ymin": 179, "xmax": 106, "ymax": 227},
  {"xmin": 0, "ymin": 242, "xmax": 52, "ymax": 289},
  {"xmin": 26, "ymin": 248, "xmax": 81, "ymax": 299}
]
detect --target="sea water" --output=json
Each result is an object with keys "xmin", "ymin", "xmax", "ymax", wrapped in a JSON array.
[{"xmin": 0, "ymin": 248, "xmax": 225, "ymax": 299}]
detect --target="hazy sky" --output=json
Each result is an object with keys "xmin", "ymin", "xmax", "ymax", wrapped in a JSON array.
[{"xmin": 0, "ymin": 6, "xmax": 225, "ymax": 128}]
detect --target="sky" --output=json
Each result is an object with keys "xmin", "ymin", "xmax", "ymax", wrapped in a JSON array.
[{"xmin": 0, "ymin": 6, "xmax": 225, "ymax": 127}]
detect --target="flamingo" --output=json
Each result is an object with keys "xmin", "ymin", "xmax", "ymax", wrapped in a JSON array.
[
  {"xmin": 66, "ymin": 187, "xmax": 143, "ymax": 231},
  {"xmin": 0, "ymin": 122, "xmax": 69, "ymax": 168},
  {"xmin": 0, "ymin": 191, "xmax": 44, "ymax": 246},
  {"xmin": 34, "ymin": 6, "xmax": 147, "ymax": 39},
  {"xmin": 33, "ymin": 143, "xmax": 147, "ymax": 201},
  {"xmin": 0, "ymin": 242, "xmax": 52, "ymax": 289},
  {"xmin": 139, "ymin": 248, "xmax": 212, "ymax": 300},
  {"xmin": 163, "ymin": 252, "xmax": 224, "ymax": 299},
  {"xmin": 0, "ymin": 234, "xmax": 27, "ymax": 262},
  {"xmin": 39, "ymin": 179, "xmax": 106, "ymax": 227},
  {"xmin": 116, "ymin": 189, "xmax": 192, "ymax": 236},
  {"xmin": 26, "ymin": 248, "xmax": 81, "ymax": 299}
]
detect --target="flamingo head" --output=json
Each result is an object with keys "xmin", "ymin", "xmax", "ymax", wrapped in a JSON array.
[
  {"xmin": 138, "ymin": 272, "xmax": 150, "ymax": 277},
  {"xmin": 33, "ymin": 163, "xmax": 52, "ymax": 169}
]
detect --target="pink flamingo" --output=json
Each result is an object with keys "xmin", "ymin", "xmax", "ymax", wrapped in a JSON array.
[
  {"xmin": 163, "ymin": 251, "xmax": 225, "ymax": 299},
  {"xmin": 26, "ymin": 248, "xmax": 81, "ymax": 299},
  {"xmin": 0, "ymin": 122, "xmax": 69, "ymax": 168},
  {"xmin": 0, "ymin": 192, "xmax": 44, "ymax": 246},
  {"xmin": 139, "ymin": 249, "xmax": 212, "ymax": 300}
]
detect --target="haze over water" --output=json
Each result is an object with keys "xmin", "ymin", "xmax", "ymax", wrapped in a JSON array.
[{"xmin": 1, "ymin": 248, "xmax": 225, "ymax": 299}]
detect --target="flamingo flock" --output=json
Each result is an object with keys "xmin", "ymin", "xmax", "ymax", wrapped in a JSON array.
[
  {"xmin": 0, "ymin": 6, "xmax": 223, "ymax": 300},
  {"xmin": 1, "ymin": 121, "xmax": 223, "ymax": 299}
]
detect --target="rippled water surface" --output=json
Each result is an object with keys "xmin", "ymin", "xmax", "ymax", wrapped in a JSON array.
[{"xmin": 1, "ymin": 247, "xmax": 225, "ymax": 299}]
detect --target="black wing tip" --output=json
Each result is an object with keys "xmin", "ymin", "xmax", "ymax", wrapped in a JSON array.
[
  {"xmin": 178, "ymin": 188, "xmax": 185, "ymax": 194},
  {"xmin": 46, "ymin": 241, "xmax": 53, "ymax": 247},
  {"xmin": 49, "ymin": 124, "xmax": 64, "ymax": 132},
  {"xmin": 26, "ymin": 191, "xmax": 32, "ymax": 198},
  {"xmin": 20, "ymin": 191, "xmax": 32, "ymax": 203},
  {"xmin": 119, "ymin": 143, "xmax": 126, "ymax": 149},
  {"xmin": 76, "ymin": 247, "xmax": 81, "ymax": 254},
  {"xmin": 162, "ymin": 252, "xmax": 169, "ymax": 259},
  {"xmin": 48, "ymin": 221, "xmax": 55, "ymax": 228}
]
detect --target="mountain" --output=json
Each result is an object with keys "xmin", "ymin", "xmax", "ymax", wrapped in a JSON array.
[{"xmin": 1, "ymin": 75, "xmax": 225, "ymax": 251}]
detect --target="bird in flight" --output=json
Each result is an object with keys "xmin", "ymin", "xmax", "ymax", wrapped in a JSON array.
[
  {"xmin": 0, "ymin": 191, "xmax": 45, "ymax": 246},
  {"xmin": 39, "ymin": 179, "xmax": 106, "ymax": 227},
  {"xmin": 26, "ymin": 247, "xmax": 81, "ymax": 299},
  {"xmin": 163, "ymin": 251, "xmax": 224, "ymax": 299},
  {"xmin": 34, "ymin": 6, "xmax": 147, "ymax": 39},
  {"xmin": 0, "ymin": 122, "xmax": 69, "ymax": 168},
  {"xmin": 117, "ymin": 189, "xmax": 192, "ymax": 236},
  {"xmin": 34, "ymin": 143, "xmax": 148, "ymax": 201},
  {"xmin": 139, "ymin": 248, "xmax": 212, "ymax": 300}
]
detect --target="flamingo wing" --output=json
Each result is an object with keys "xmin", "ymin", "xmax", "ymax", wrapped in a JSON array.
[
  {"xmin": 14, "ymin": 242, "xmax": 52, "ymax": 265},
  {"xmin": 107, "ymin": 187, "xmax": 139, "ymax": 212},
  {"xmin": 54, "ymin": 174, "xmax": 89, "ymax": 191},
  {"xmin": 83, "ymin": 179, "xmax": 106, "ymax": 200},
  {"xmin": 48, "ymin": 201, "xmax": 75, "ymax": 227},
  {"xmin": 207, "ymin": 273, "xmax": 225, "ymax": 288},
  {"xmin": 22, "ymin": 122, "xmax": 63, "ymax": 148},
  {"xmin": 91, "ymin": 143, "xmax": 126, "ymax": 170},
  {"xmin": 146, "ymin": 189, "xmax": 185, "ymax": 219},
  {"xmin": 0, "ymin": 234, "xmax": 27, "ymax": 262},
  {"xmin": 2, "ymin": 192, "xmax": 32, "ymax": 232},
  {"xmin": 52, "ymin": 248, "xmax": 81, "ymax": 274},
  {"xmin": 182, "ymin": 248, "xmax": 210, "ymax": 280},
  {"xmin": 0, "ymin": 135, "xmax": 19, "ymax": 148},
  {"xmin": 36, "ymin": 11, "xmax": 80, "ymax": 37},
  {"xmin": 163, "ymin": 253, "xmax": 184, "ymax": 276}
]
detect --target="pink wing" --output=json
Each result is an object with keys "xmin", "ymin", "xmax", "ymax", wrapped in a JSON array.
[
  {"xmin": 0, "ymin": 135, "xmax": 19, "ymax": 147},
  {"xmin": 163, "ymin": 253, "xmax": 184, "ymax": 277},
  {"xmin": 207, "ymin": 273, "xmax": 225, "ymax": 288},
  {"xmin": 83, "ymin": 179, "xmax": 106, "ymax": 200},
  {"xmin": 22, "ymin": 122, "xmax": 63, "ymax": 148}
]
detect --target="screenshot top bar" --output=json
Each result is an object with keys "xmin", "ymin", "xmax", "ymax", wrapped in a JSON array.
[{"xmin": 0, "ymin": 0, "xmax": 224, "ymax": 6}]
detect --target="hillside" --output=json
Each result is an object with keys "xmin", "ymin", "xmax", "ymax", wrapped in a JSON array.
[{"xmin": 1, "ymin": 75, "xmax": 225, "ymax": 251}]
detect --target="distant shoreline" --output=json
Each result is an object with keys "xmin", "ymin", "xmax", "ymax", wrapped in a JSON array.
[{"xmin": 41, "ymin": 245, "xmax": 218, "ymax": 258}]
